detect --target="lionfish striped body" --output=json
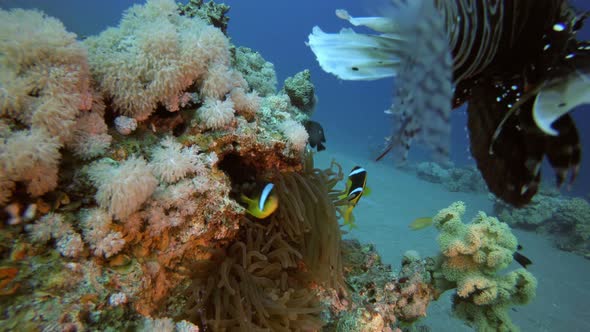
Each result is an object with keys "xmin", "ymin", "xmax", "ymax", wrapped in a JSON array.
[{"xmin": 308, "ymin": 0, "xmax": 588, "ymax": 207}]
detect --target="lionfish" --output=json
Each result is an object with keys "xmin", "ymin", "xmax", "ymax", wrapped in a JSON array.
[{"xmin": 307, "ymin": 0, "xmax": 589, "ymax": 207}]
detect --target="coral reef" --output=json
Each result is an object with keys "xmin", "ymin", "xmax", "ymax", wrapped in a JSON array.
[
  {"xmin": 428, "ymin": 202, "xmax": 537, "ymax": 332},
  {"xmin": 233, "ymin": 47, "xmax": 278, "ymax": 97},
  {"xmin": 0, "ymin": 8, "xmax": 96, "ymax": 203},
  {"xmin": 0, "ymin": 1, "xmax": 543, "ymax": 331},
  {"xmin": 414, "ymin": 162, "xmax": 487, "ymax": 193},
  {"xmin": 0, "ymin": 1, "xmax": 339, "ymax": 330},
  {"xmin": 178, "ymin": 0, "xmax": 231, "ymax": 34},
  {"xmin": 283, "ymin": 69, "xmax": 317, "ymax": 115},
  {"xmin": 493, "ymin": 192, "xmax": 590, "ymax": 257},
  {"xmin": 327, "ymin": 240, "xmax": 435, "ymax": 331}
]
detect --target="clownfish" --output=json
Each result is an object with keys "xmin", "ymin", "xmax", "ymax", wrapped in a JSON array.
[
  {"xmin": 240, "ymin": 183, "xmax": 279, "ymax": 219},
  {"xmin": 338, "ymin": 166, "xmax": 370, "ymax": 229}
]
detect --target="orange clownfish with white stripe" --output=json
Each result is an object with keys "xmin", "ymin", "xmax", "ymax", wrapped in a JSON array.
[
  {"xmin": 338, "ymin": 166, "xmax": 370, "ymax": 229},
  {"xmin": 240, "ymin": 183, "xmax": 279, "ymax": 219}
]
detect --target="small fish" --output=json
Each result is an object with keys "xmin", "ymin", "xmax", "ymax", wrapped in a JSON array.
[
  {"xmin": 338, "ymin": 166, "xmax": 369, "ymax": 229},
  {"xmin": 240, "ymin": 183, "xmax": 278, "ymax": 219},
  {"xmin": 513, "ymin": 245, "xmax": 533, "ymax": 269},
  {"xmin": 408, "ymin": 217, "xmax": 433, "ymax": 230},
  {"xmin": 303, "ymin": 120, "xmax": 326, "ymax": 152}
]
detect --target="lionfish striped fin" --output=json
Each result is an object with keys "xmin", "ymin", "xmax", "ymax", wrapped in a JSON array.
[{"xmin": 380, "ymin": 0, "xmax": 454, "ymax": 161}]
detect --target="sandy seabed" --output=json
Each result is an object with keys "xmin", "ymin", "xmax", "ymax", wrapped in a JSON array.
[{"xmin": 314, "ymin": 145, "xmax": 590, "ymax": 332}]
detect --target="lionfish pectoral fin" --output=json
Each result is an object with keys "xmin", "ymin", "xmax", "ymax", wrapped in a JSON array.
[
  {"xmin": 543, "ymin": 114, "xmax": 581, "ymax": 187},
  {"xmin": 335, "ymin": 9, "xmax": 396, "ymax": 33},
  {"xmin": 375, "ymin": 140, "xmax": 395, "ymax": 162},
  {"xmin": 467, "ymin": 80, "xmax": 543, "ymax": 207},
  {"xmin": 533, "ymin": 71, "xmax": 590, "ymax": 135},
  {"xmin": 307, "ymin": 5, "xmax": 417, "ymax": 81},
  {"xmin": 307, "ymin": 25, "xmax": 402, "ymax": 81}
]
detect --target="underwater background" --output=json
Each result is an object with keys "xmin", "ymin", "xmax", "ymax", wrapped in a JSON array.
[
  {"xmin": 1, "ymin": 0, "xmax": 589, "ymax": 331},
  {"xmin": 3, "ymin": 1, "xmax": 589, "ymax": 193}
]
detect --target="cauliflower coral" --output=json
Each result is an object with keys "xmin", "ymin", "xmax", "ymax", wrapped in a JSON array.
[{"xmin": 431, "ymin": 201, "xmax": 537, "ymax": 331}]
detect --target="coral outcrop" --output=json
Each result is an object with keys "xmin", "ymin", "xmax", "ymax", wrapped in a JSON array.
[
  {"xmin": 493, "ymin": 191, "xmax": 590, "ymax": 257},
  {"xmin": 429, "ymin": 202, "xmax": 537, "ymax": 332},
  {"xmin": 178, "ymin": 0, "xmax": 231, "ymax": 34},
  {"xmin": 283, "ymin": 69, "xmax": 317, "ymax": 115},
  {"xmin": 233, "ymin": 47, "xmax": 278, "ymax": 97},
  {"xmin": 328, "ymin": 240, "xmax": 435, "ymax": 331},
  {"xmin": 415, "ymin": 162, "xmax": 487, "ymax": 193},
  {"xmin": 0, "ymin": 8, "xmax": 98, "ymax": 203},
  {"xmin": 0, "ymin": 1, "xmax": 337, "ymax": 330}
]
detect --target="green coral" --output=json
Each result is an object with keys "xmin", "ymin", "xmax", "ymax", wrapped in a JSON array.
[
  {"xmin": 233, "ymin": 46, "xmax": 277, "ymax": 96},
  {"xmin": 177, "ymin": 0, "xmax": 230, "ymax": 33},
  {"xmin": 430, "ymin": 202, "xmax": 537, "ymax": 332},
  {"xmin": 282, "ymin": 69, "xmax": 317, "ymax": 114}
]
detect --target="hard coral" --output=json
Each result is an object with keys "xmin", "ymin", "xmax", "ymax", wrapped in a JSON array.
[
  {"xmin": 283, "ymin": 69, "xmax": 317, "ymax": 114},
  {"xmin": 332, "ymin": 240, "xmax": 435, "ymax": 331},
  {"xmin": 233, "ymin": 47, "xmax": 278, "ymax": 97},
  {"xmin": 178, "ymin": 0, "xmax": 231, "ymax": 34}
]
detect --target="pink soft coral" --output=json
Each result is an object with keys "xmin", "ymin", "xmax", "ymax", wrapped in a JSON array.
[
  {"xmin": 279, "ymin": 119, "xmax": 309, "ymax": 151},
  {"xmin": 150, "ymin": 136, "xmax": 201, "ymax": 183},
  {"xmin": 88, "ymin": 156, "xmax": 158, "ymax": 220},
  {"xmin": 83, "ymin": 0, "xmax": 232, "ymax": 119},
  {"xmin": 0, "ymin": 8, "xmax": 96, "ymax": 204},
  {"xmin": 197, "ymin": 98, "xmax": 235, "ymax": 130},
  {"xmin": 0, "ymin": 129, "xmax": 60, "ymax": 199}
]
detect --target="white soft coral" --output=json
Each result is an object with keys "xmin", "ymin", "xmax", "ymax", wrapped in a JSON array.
[
  {"xmin": 0, "ymin": 129, "xmax": 60, "ymax": 199},
  {"xmin": 150, "ymin": 136, "xmax": 201, "ymax": 183},
  {"xmin": 197, "ymin": 98, "xmax": 235, "ymax": 130},
  {"xmin": 88, "ymin": 156, "xmax": 158, "ymax": 220}
]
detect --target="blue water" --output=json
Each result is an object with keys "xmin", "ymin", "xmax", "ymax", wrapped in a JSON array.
[
  {"xmin": 2, "ymin": 1, "xmax": 589, "ymax": 330},
  {"xmin": 4, "ymin": 0, "xmax": 588, "ymax": 196},
  {"xmin": 229, "ymin": 0, "xmax": 590, "ymax": 198},
  {"xmin": 228, "ymin": 0, "xmax": 590, "ymax": 199}
]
